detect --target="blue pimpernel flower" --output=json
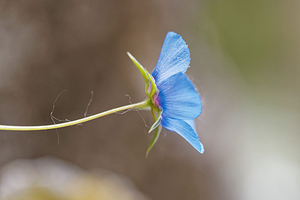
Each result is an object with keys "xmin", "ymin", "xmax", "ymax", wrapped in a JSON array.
[
  {"xmin": 127, "ymin": 31, "xmax": 204, "ymax": 155},
  {"xmin": 0, "ymin": 31, "xmax": 203, "ymax": 156}
]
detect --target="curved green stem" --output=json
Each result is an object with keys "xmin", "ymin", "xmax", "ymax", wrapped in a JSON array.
[{"xmin": 0, "ymin": 100, "xmax": 150, "ymax": 131}]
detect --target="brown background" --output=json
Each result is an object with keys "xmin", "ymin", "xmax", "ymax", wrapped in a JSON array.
[{"xmin": 0, "ymin": 0, "xmax": 299, "ymax": 200}]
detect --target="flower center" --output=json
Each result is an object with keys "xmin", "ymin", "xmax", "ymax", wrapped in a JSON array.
[
  {"xmin": 152, "ymin": 92, "xmax": 160, "ymax": 108},
  {"xmin": 148, "ymin": 83, "xmax": 160, "ymax": 109}
]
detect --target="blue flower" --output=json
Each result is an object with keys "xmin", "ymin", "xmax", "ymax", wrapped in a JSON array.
[{"xmin": 127, "ymin": 32, "xmax": 204, "ymax": 154}]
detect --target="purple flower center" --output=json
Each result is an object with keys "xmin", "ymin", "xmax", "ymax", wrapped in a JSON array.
[
  {"xmin": 148, "ymin": 84, "xmax": 160, "ymax": 108},
  {"xmin": 152, "ymin": 92, "xmax": 160, "ymax": 108}
]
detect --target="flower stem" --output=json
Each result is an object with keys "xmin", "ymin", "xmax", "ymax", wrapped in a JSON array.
[{"xmin": 0, "ymin": 100, "xmax": 150, "ymax": 131}]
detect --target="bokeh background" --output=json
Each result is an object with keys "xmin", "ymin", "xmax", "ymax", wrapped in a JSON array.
[{"xmin": 0, "ymin": 0, "xmax": 299, "ymax": 199}]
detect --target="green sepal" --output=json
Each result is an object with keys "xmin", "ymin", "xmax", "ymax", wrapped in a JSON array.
[
  {"xmin": 146, "ymin": 124, "xmax": 162, "ymax": 157},
  {"xmin": 148, "ymin": 111, "xmax": 162, "ymax": 133},
  {"xmin": 147, "ymin": 72, "xmax": 157, "ymax": 97},
  {"xmin": 127, "ymin": 52, "xmax": 157, "ymax": 97},
  {"xmin": 127, "ymin": 52, "xmax": 150, "ymax": 93}
]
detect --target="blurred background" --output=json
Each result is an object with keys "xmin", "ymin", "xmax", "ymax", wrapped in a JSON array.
[{"xmin": 0, "ymin": 0, "xmax": 299, "ymax": 199}]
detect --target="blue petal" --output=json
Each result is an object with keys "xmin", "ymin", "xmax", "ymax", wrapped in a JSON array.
[
  {"xmin": 158, "ymin": 72, "xmax": 202, "ymax": 120},
  {"xmin": 152, "ymin": 32, "xmax": 191, "ymax": 85},
  {"xmin": 185, "ymin": 120, "xmax": 196, "ymax": 132},
  {"xmin": 161, "ymin": 117, "xmax": 204, "ymax": 153}
]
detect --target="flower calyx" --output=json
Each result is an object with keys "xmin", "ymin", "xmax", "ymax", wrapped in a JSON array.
[{"xmin": 127, "ymin": 52, "xmax": 162, "ymax": 155}]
